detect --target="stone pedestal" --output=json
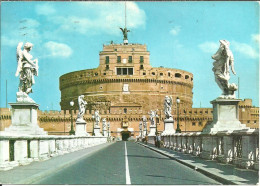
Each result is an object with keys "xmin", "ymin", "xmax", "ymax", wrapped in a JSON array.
[
  {"xmin": 203, "ymin": 99, "xmax": 248, "ymax": 134},
  {"xmin": 148, "ymin": 125, "xmax": 156, "ymax": 136},
  {"xmin": 4, "ymin": 103, "xmax": 47, "ymax": 136},
  {"xmin": 162, "ymin": 119, "xmax": 175, "ymax": 136},
  {"xmin": 75, "ymin": 121, "xmax": 90, "ymax": 136},
  {"xmin": 93, "ymin": 125, "xmax": 102, "ymax": 137}
]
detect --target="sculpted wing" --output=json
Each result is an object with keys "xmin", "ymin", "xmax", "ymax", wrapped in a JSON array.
[{"xmin": 15, "ymin": 42, "xmax": 23, "ymax": 77}]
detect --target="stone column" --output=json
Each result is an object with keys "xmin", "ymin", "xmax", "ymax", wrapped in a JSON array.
[{"xmin": 241, "ymin": 135, "xmax": 256, "ymax": 169}]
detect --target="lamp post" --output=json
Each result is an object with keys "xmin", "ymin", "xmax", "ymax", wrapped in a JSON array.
[
  {"xmin": 107, "ymin": 121, "xmax": 110, "ymax": 137},
  {"xmin": 69, "ymin": 100, "xmax": 75, "ymax": 135},
  {"xmin": 92, "ymin": 114, "xmax": 95, "ymax": 136},
  {"xmin": 176, "ymin": 97, "xmax": 181, "ymax": 133}
]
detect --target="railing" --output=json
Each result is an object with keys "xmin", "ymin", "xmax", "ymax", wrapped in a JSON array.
[
  {"xmin": 0, "ymin": 135, "xmax": 107, "ymax": 171},
  {"xmin": 146, "ymin": 128, "xmax": 259, "ymax": 170}
]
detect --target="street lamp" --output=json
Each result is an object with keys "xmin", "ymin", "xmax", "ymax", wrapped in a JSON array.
[
  {"xmin": 176, "ymin": 97, "xmax": 181, "ymax": 133},
  {"xmin": 92, "ymin": 114, "xmax": 95, "ymax": 136},
  {"xmin": 69, "ymin": 100, "xmax": 75, "ymax": 135},
  {"xmin": 107, "ymin": 121, "xmax": 110, "ymax": 137}
]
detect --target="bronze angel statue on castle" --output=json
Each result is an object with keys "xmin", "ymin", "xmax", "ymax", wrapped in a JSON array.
[{"xmin": 15, "ymin": 42, "xmax": 38, "ymax": 95}]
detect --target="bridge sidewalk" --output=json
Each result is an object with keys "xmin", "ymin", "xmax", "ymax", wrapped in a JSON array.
[
  {"xmin": 137, "ymin": 142, "xmax": 259, "ymax": 185},
  {"xmin": 0, "ymin": 142, "xmax": 114, "ymax": 184}
]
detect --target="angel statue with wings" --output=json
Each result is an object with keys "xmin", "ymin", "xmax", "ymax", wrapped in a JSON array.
[
  {"xmin": 164, "ymin": 96, "xmax": 173, "ymax": 119},
  {"xmin": 76, "ymin": 95, "xmax": 87, "ymax": 122},
  {"xmin": 16, "ymin": 42, "xmax": 38, "ymax": 95}
]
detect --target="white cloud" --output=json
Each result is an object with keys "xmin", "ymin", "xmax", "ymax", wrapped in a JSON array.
[
  {"xmin": 170, "ymin": 26, "xmax": 181, "ymax": 36},
  {"xmin": 48, "ymin": 2, "xmax": 145, "ymax": 36},
  {"xmin": 232, "ymin": 41, "xmax": 258, "ymax": 59},
  {"xmin": 198, "ymin": 42, "xmax": 219, "ymax": 53},
  {"xmin": 251, "ymin": 34, "xmax": 260, "ymax": 43},
  {"xmin": 35, "ymin": 4, "xmax": 56, "ymax": 16},
  {"xmin": 1, "ymin": 36, "xmax": 20, "ymax": 46},
  {"xmin": 44, "ymin": 41, "xmax": 72, "ymax": 58}
]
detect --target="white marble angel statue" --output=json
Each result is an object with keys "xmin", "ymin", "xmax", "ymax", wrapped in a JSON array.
[
  {"xmin": 76, "ymin": 95, "xmax": 87, "ymax": 122},
  {"xmin": 142, "ymin": 116, "xmax": 147, "ymax": 130},
  {"xmin": 164, "ymin": 96, "xmax": 173, "ymax": 119},
  {"xmin": 16, "ymin": 42, "xmax": 38, "ymax": 94},
  {"xmin": 212, "ymin": 40, "xmax": 237, "ymax": 98},
  {"xmin": 94, "ymin": 110, "xmax": 101, "ymax": 126},
  {"xmin": 148, "ymin": 110, "xmax": 158, "ymax": 126}
]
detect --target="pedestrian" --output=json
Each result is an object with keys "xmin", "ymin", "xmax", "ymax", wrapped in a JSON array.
[
  {"xmin": 156, "ymin": 133, "xmax": 161, "ymax": 148},
  {"xmin": 154, "ymin": 136, "xmax": 157, "ymax": 147},
  {"xmin": 145, "ymin": 135, "xmax": 148, "ymax": 144}
]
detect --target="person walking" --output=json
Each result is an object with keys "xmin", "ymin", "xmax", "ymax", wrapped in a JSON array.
[{"xmin": 156, "ymin": 133, "xmax": 161, "ymax": 148}]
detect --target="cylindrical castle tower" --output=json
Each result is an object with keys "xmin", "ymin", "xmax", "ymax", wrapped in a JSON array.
[{"xmin": 59, "ymin": 43, "xmax": 193, "ymax": 138}]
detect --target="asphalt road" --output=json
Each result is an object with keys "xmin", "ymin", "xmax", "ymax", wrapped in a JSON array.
[{"xmin": 33, "ymin": 141, "xmax": 220, "ymax": 185}]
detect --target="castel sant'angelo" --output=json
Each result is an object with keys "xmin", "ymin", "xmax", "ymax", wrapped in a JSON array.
[{"xmin": 0, "ymin": 28, "xmax": 258, "ymax": 139}]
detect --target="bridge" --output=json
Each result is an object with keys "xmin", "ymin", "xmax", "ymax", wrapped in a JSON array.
[{"xmin": 0, "ymin": 131, "xmax": 258, "ymax": 185}]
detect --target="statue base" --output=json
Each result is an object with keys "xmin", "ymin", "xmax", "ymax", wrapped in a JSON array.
[
  {"xmin": 3, "ymin": 102, "xmax": 47, "ymax": 136},
  {"xmin": 148, "ymin": 125, "xmax": 156, "ymax": 136},
  {"xmin": 93, "ymin": 125, "xmax": 102, "ymax": 137},
  {"xmin": 75, "ymin": 120, "xmax": 90, "ymax": 136},
  {"xmin": 202, "ymin": 98, "xmax": 249, "ymax": 134},
  {"xmin": 124, "ymin": 39, "xmax": 128, "ymax": 45},
  {"xmin": 16, "ymin": 92, "xmax": 35, "ymax": 103},
  {"xmin": 161, "ymin": 118, "xmax": 175, "ymax": 136}
]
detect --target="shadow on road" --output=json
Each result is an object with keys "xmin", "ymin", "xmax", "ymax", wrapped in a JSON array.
[{"xmin": 145, "ymin": 174, "xmax": 221, "ymax": 185}]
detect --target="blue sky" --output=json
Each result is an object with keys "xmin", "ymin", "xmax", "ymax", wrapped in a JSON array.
[{"xmin": 1, "ymin": 1, "xmax": 259, "ymax": 111}]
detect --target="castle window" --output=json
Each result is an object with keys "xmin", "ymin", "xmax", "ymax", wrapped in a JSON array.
[
  {"xmin": 105, "ymin": 56, "xmax": 109, "ymax": 64},
  {"xmin": 160, "ymin": 73, "xmax": 163, "ymax": 76},
  {"xmin": 128, "ymin": 56, "xmax": 132, "ymax": 63},
  {"xmin": 116, "ymin": 68, "xmax": 133, "ymax": 75},
  {"xmin": 199, "ymin": 122, "xmax": 202, "ymax": 126},
  {"xmin": 175, "ymin": 73, "xmax": 181, "ymax": 78},
  {"xmin": 103, "ymin": 73, "xmax": 106, "ymax": 76},
  {"xmin": 140, "ymin": 65, "xmax": 144, "ymax": 70},
  {"xmin": 254, "ymin": 120, "xmax": 257, "ymax": 124},
  {"xmin": 152, "ymin": 72, "xmax": 155, "ymax": 75},
  {"xmin": 117, "ymin": 68, "xmax": 122, "ymax": 75},
  {"xmin": 143, "ymin": 72, "xmax": 146, "ymax": 75},
  {"xmin": 124, "ymin": 108, "xmax": 127, "ymax": 114},
  {"xmin": 95, "ymin": 73, "xmax": 98, "ymax": 76},
  {"xmin": 123, "ymin": 68, "xmax": 127, "ymax": 75},
  {"xmin": 140, "ymin": 56, "xmax": 144, "ymax": 63},
  {"xmin": 114, "ymin": 49, "xmax": 117, "ymax": 51},
  {"xmin": 106, "ymin": 65, "xmax": 109, "ymax": 70},
  {"xmin": 100, "ymin": 86, "xmax": 103, "ymax": 89},
  {"xmin": 191, "ymin": 77, "xmax": 193, "ymax": 81},
  {"xmin": 247, "ymin": 120, "xmax": 250, "ymax": 123},
  {"xmin": 117, "ymin": 56, "xmax": 121, "ymax": 63},
  {"xmin": 168, "ymin": 72, "xmax": 171, "ymax": 77},
  {"xmin": 128, "ymin": 68, "xmax": 133, "ymax": 75},
  {"xmin": 185, "ymin": 75, "xmax": 189, "ymax": 79},
  {"xmin": 192, "ymin": 122, "xmax": 196, "ymax": 126}
]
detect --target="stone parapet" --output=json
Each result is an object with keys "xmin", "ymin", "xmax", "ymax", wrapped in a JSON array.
[{"xmin": 0, "ymin": 135, "xmax": 107, "ymax": 171}]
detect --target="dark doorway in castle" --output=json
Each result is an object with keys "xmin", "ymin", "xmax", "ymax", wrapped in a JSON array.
[{"xmin": 121, "ymin": 131, "xmax": 130, "ymax": 141}]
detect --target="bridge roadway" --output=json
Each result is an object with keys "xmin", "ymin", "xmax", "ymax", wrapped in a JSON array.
[
  {"xmin": 1, "ymin": 141, "xmax": 257, "ymax": 185},
  {"xmin": 33, "ymin": 141, "xmax": 220, "ymax": 185}
]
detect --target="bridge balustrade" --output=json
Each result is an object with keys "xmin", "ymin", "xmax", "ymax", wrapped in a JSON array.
[
  {"xmin": 158, "ymin": 128, "xmax": 259, "ymax": 170},
  {"xmin": 0, "ymin": 135, "xmax": 107, "ymax": 171}
]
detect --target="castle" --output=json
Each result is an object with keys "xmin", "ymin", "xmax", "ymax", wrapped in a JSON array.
[{"xmin": 1, "ymin": 40, "xmax": 258, "ymax": 139}]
